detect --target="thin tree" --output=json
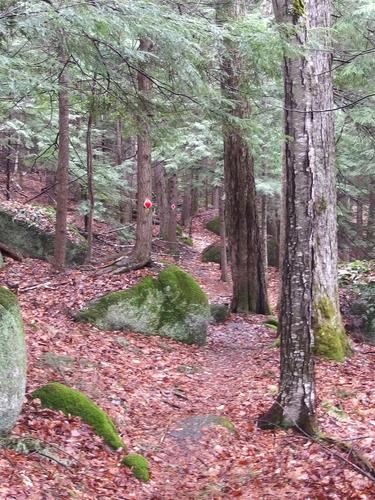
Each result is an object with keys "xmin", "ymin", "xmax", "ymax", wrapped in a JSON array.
[
  {"xmin": 54, "ymin": 50, "xmax": 70, "ymax": 270},
  {"xmin": 216, "ymin": 0, "xmax": 269, "ymax": 313}
]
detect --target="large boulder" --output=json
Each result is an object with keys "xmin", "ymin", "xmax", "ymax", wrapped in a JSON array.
[
  {"xmin": 0, "ymin": 201, "xmax": 87, "ymax": 265},
  {"xmin": 0, "ymin": 287, "xmax": 27, "ymax": 435},
  {"xmin": 76, "ymin": 265, "xmax": 210, "ymax": 345},
  {"xmin": 205, "ymin": 216, "xmax": 220, "ymax": 236},
  {"xmin": 349, "ymin": 284, "xmax": 375, "ymax": 344}
]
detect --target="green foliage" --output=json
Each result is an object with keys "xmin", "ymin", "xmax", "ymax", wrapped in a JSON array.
[
  {"xmin": 32, "ymin": 382, "xmax": 124, "ymax": 450},
  {"xmin": 122, "ymin": 453, "xmax": 150, "ymax": 482}
]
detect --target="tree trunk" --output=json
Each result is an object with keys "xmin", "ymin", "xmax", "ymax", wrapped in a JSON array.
[
  {"xmin": 129, "ymin": 38, "xmax": 153, "ymax": 266},
  {"xmin": 85, "ymin": 109, "xmax": 94, "ymax": 264},
  {"xmin": 54, "ymin": 53, "xmax": 70, "ymax": 270},
  {"xmin": 367, "ymin": 179, "xmax": 375, "ymax": 257},
  {"xmin": 217, "ymin": 0, "xmax": 269, "ymax": 314},
  {"xmin": 310, "ymin": 0, "xmax": 349, "ymax": 361},
  {"xmin": 155, "ymin": 163, "xmax": 169, "ymax": 239},
  {"xmin": 219, "ymin": 187, "xmax": 228, "ymax": 282},
  {"xmin": 258, "ymin": 0, "xmax": 316, "ymax": 434},
  {"xmin": 181, "ymin": 173, "xmax": 192, "ymax": 228},
  {"xmin": 166, "ymin": 173, "xmax": 178, "ymax": 244},
  {"xmin": 260, "ymin": 194, "xmax": 268, "ymax": 283}
]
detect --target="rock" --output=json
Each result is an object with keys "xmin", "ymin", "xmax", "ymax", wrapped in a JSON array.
[
  {"xmin": 210, "ymin": 303, "xmax": 230, "ymax": 323},
  {"xmin": 349, "ymin": 284, "xmax": 375, "ymax": 344},
  {"xmin": 205, "ymin": 216, "xmax": 220, "ymax": 236},
  {"xmin": 0, "ymin": 201, "xmax": 87, "ymax": 265},
  {"xmin": 202, "ymin": 243, "xmax": 229, "ymax": 265},
  {"xmin": 169, "ymin": 414, "xmax": 236, "ymax": 441},
  {"xmin": 0, "ymin": 287, "xmax": 27, "ymax": 435},
  {"xmin": 76, "ymin": 265, "xmax": 210, "ymax": 345},
  {"xmin": 32, "ymin": 382, "xmax": 124, "ymax": 450},
  {"xmin": 0, "ymin": 252, "xmax": 4, "ymax": 268}
]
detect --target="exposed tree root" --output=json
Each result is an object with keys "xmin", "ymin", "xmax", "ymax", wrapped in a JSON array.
[
  {"xmin": 0, "ymin": 436, "xmax": 77, "ymax": 467},
  {"xmin": 0, "ymin": 242, "xmax": 23, "ymax": 261},
  {"xmin": 108, "ymin": 257, "xmax": 152, "ymax": 275}
]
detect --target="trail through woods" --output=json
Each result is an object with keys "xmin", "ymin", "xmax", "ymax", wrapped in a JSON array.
[{"xmin": 0, "ymin": 210, "xmax": 374, "ymax": 498}]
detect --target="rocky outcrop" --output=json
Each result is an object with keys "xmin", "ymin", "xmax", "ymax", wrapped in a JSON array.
[
  {"xmin": 0, "ymin": 287, "xmax": 27, "ymax": 435},
  {"xmin": 0, "ymin": 201, "xmax": 87, "ymax": 265}
]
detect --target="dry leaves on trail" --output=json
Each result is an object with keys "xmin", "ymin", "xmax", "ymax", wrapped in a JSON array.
[{"xmin": 0, "ymin": 211, "xmax": 374, "ymax": 499}]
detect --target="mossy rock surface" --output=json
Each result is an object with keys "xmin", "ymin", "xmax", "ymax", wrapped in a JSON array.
[
  {"xmin": 201, "ymin": 243, "xmax": 228, "ymax": 265},
  {"xmin": 122, "ymin": 453, "xmax": 150, "ymax": 482},
  {"xmin": 349, "ymin": 284, "xmax": 375, "ymax": 344},
  {"xmin": 0, "ymin": 201, "xmax": 87, "ymax": 266},
  {"xmin": 76, "ymin": 265, "xmax": 210, "ymax": 345},
  {"xmin": 205, "ymin": 217, "xmax": 220, "ymax": 236},
  {"xmin": 0, "ymin": 287, "xmax": 27, "ymax": 435},
  {"xmin": 210, "ymin": 303, "xmax": 230, "ymax": 323},
  {"xmin": 32, "ymin": 382, "xmax": 124, "ymax": 449},
  {"xmin": 0, "ymin": 252, "xmax": 4, "ymax": 268}
]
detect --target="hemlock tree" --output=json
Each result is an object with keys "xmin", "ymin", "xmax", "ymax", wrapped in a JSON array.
[{"xmin": 216, "ymin": 0, "xmax": 269, "ymax": 314}]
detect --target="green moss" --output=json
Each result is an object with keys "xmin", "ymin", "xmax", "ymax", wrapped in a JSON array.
[
  {"xmin": 272, "ymin": 337, "xmax": 280, "ymax": 348},
  {"xmin": 210, "ymin": 303, "xmax": 230, "ymax": 323},
  {"xmin": 176, "ymin": 225, "xmax": 183, "ymax": 236},
  {"xmin": 122, "ymin": 453, "xmax": 150, "ymax": 482},
  {"xmin": 313, "ymin": 296, "xmax": 351, "ymax": 362},
  {"xmin": 292, "ymin": 0, "xmax": 305, "ymax": 16},
  {"xmin": 179, "ymin": 235, "xmax": 193, "ymax": 246},
  {"xmin": 0, "ymin": 287, "xmax": 20, "ymax": 313},
  {"xmin": 205, "ymin": 217, "xmax": 220, "ymax": 236},
  {"xmin": 32, "ymin": 382, "xmax": 124, "ymax": 450},
  {"xmin": 216, "ymin": 416, "xmax": 236, "ymax": 434},
  {"xmin": 264, "ymin": 317, "xmax": 279, "ymax": 329},
  {"xmin": 202, "ymin": 243, "xmax": 221, "ymax": 264},
  {"xmin": 315, "ymin": 197, "xmax": 327, "ymax": 215}
]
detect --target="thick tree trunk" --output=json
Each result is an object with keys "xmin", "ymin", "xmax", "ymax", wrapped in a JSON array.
[
  {"xmin": 217, "ymin": 0, "xmax": 269, "ymax": 314},
  {"xmin": 85, "ymin": 110, "xmax": 94, "ymax": 264},
  {"xmin": 54, "ymin": 55, "xmax": 70, "ymax": 270},
  {"xmin": 129, "ymin": 38, "xmax": 153, "ymax": 266},
  {"xmin": 219, "ymin": 187, "xmax": 228, "ymax": 282},
  {"xmin": 258, "ymin": 0, "xmax": 316, "ymax": 434},
  {"xmin": 310, "ymin": 0, "xmax": 349, "ymax": 361}
]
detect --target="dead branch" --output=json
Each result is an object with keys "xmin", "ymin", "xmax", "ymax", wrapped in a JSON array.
[
  {"xmin": 0, "ymin": 242, "xmax": 23, "ymax": 261},
  {"xmin": 0, "ymin": 436, "xmax": 77, "ymax": 467}
]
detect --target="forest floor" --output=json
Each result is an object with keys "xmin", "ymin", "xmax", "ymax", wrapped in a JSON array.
[{"xmin": 0, "ymin": 208, "xmax": 374, "ymax": 499}]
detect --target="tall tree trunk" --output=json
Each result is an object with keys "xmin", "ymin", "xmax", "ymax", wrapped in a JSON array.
[
  {"xmin": 258, "ymin": 0, "xmax": 316, "ymax": 434},
  {"xmin": 260, "ymin": 194, "xmax": 268, "ymax": 283},
  {"xmin": 155, "ymin": 163, "xmax": 169, "ymax": 239},
  {"xmin": 219, "ymin": 187, "xmax": 228, "ymax": 282},
  {"xmin": 54, "ymin": 54, "xmax": 70, "ymax": 270},
  {"xmin": 310, "ymin": 0, "xmax": 349, "ymax": 361},
  {"xmin": 167, "ymin": 173, "xmax": 178, "ymax": 244},
  {"xmin": 129, "ymin": 38, "xmax": 153, "ymax": 266},
  {"xmin": 181, "ymin": 173, "xmax": 192, "ymax": 228},
  {"xmin": 85, "ymin": 109, "xmax": 94, "ymax": 264},
  {"xmin": 367, "ymin": 179, "xmax": 375, "ymax": 257},
  {"xmin": 217, "ymin": 0, "xmax": 269, "ymax": 314}
]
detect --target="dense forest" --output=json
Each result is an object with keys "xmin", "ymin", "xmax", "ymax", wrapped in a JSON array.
[{"xmin": 0, "ymin": 0, "xmax": 374, "ymax": 497}]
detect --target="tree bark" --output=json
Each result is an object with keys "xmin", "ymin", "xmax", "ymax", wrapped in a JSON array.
[
  {"xmin": 310, "ymin": 0, "xmax": 349, "ymax": 360},
  {"xmin": 181, "ymin": 173, "xmax": 192, "ymax": 228},
  {"xmin": 217, "ymin": 0, "xmax": 269, "ymax": 314},
  {"xmin": 166, "ymin": 173, "xmax": 178, "ymax": 244},
  {"xmin": 258, "ymin": 0, "xmax": 316, "ymax": 434},
  {"xmin": 367, "ymin": 179, "xmax": 375, "ymax": 257},
  {"xmin": 219, "ymin": 187, "xmax": 228, "ymax": 282},
  {"xmin": 155, "ymin": 162, "xmax": 169, "ymax": 239},
  {"xmin": 85, "ymin": 109, "xmax": 94, "ymax": 264},
  {"xmin": 129, "ymin": 38, "xmax": 153, "ymax": 266},
  {"xmin": 54, "ymin": 53, "xmax": 70, "ymax": 270}
]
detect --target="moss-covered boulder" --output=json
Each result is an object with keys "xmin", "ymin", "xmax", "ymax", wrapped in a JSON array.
[
  {"xmin": 210, "ymin": 303, "xmax": 230, "ymax": 323},
  {"xmin": 122, "ymin": 453, "xmax": 150, "ymax": 482},
  {"xmin": 76, "ymin": 265, "xmax": 210, "ymax": 345},
  {"xmin": 0, "ymin": 201, "xmax": 87, "ymax": 265},
  {"xmin": 32, "ymin": 382, "xmax": 124, "ymax": 449},
  {"xmin": 0, "ymin": 287, "xmax": 27, "ymax": 435},
  {"xmin": 205, "ymin": 216, "xmax": 220, "ymax": 236}
]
